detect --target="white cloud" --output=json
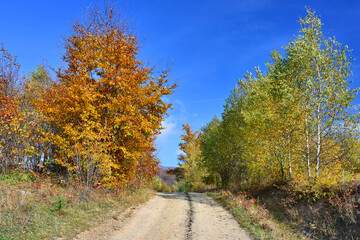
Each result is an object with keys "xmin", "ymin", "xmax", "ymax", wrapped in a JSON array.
[
  {"xmin": 176, "ymin": 148, "xmax": 184, "ymax": 157},
  {"xmin": 158, "ymin": 116, "xmax": 179, "ymax": 142},
  {"xmin": 174, "ymin": 99, "xmax": 186, "ymax": 113},
  {"xmin": 161, "ymin": 96, "xmax": 170, "ymax": 104}
]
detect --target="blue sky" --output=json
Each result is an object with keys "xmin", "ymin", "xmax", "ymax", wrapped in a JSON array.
[{"xmin": 1, "ymin": 0, "xmax": 360, "ymax": 167}]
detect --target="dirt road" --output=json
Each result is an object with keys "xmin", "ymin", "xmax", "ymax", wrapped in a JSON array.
[{"xmin": 110, "ymin": 192, "xmax": 251, "ymax": 240}]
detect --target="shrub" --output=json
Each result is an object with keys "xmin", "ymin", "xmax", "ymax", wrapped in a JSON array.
[
  {"xmin": 178, "ymin": 181, "xmax": 186, "ymax": 192},
  {"xmin": 161, "ymin": 182, "xmax": 171, "ymax": 192}
]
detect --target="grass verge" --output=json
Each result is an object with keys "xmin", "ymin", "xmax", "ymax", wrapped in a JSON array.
[
  {"xmin": 0, "ymin": 170, "xmax": 154, "ymax": 240},
  {"xmin": 208, "ymin": 190, "xmax": 306, "ymax": 240}
]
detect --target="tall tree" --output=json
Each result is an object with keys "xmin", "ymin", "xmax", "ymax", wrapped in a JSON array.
[
  {"xmin": 37, "ymin": 3, "xmax": 176, "ymax": 190},
  {"xmin": 178, "ymin": 124, "xmax": 203, "ymax": 190},
  {"xmin": 0, "ymin": 46, "xmax": 20, "ymax": 172},
  {"xmin": 200, "ymin": 115, "xmax": 232, "ymax": 187},
  {"xmin": 19, "ymin": 65, "xmax": 53, "ymax": 170},
  {"xmin": 285, "ymin": 8, "xmax": 358, "ymax": 180}
]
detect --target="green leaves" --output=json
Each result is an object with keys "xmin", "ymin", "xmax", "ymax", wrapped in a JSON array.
[
  {"xmin": 178, "ymin": 124, "xmax": 204, "ymax": 190},
  {"xmin": 199, "ymin": 8, "xmax": 360, "ymax": 190}
]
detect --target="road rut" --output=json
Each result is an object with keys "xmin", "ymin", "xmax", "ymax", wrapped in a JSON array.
[{"xmin": 110, "ymin": 192, "xmax": 251, "ymax": 240}]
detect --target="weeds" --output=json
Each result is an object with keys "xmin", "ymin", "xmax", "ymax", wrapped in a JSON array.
[
  {"xmin": 51, "ymin": 195, "xmax": 68, "ymax": 215},
  {"xmin": 208, "ymin": 190, "xmax": 305, "ymax": 240},
  {"xmin": 247, "ymin": 181, "xmax": 360, "ymax": 239},
  {"xmin": 0, "ymin": 171, "xmax": 154, "ymax": 239}
]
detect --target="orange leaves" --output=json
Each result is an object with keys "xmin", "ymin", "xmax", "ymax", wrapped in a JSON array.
[
  {"xmin": 36, "ymin": 3, "xmax": 176, "ymax": 189},
  {"xmin": 0, "ymin": 47, "xmax": 19, "ymax": 122},
  {"xmin": 0, "ymin": 46, "xmax": 22, "ymax": 171}
]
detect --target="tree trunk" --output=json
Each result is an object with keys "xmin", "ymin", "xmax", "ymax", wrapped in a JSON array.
[
  {"xmin": 315, "ymin": 104, "xmax": 321, "ymax": 179},
  {"xmin": 305, "ymin": 118, "xmax": 311, "ymax": 180},
  {"xmin": 315, "ymin": 60, "xmax": 322, "ymax": 179},
  {"xmin": 288, "ymin": 134, "xmax": 292, "ymax": 180},
  {"xmin": 288, "ymin": 150, "xmax": 292, "ymax": 180}
]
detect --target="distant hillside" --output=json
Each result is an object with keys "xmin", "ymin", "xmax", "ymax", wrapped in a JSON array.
[
  {"xmin": 157, "ymin": 166, "xmax": 176, "ymax": 186},
  {"xmin": 159, "ymin": 166, "xmax": 176, "ymax": 171}
]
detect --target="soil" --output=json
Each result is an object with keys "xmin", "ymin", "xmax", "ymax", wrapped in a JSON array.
[
  {"xmin": 110, "ymin": 192, "xmax": 251, "ymax": 240},
  {"xmin": 76, "ymin": 192, "xmax": 251, "ymax": 240}
]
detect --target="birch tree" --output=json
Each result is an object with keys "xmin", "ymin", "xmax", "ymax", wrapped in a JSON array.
[{"xmin": 285, "ymin": 9, "xmax": 358, "ymax": 180}]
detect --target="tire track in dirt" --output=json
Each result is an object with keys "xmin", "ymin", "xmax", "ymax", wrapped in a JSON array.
[
  {"xmin": 185, "ymin": 192, "xmax": 194, "ymax": 240},
  {"xmin": 109, "ymin": 192, "xmax": 251, "ymax": 240}
]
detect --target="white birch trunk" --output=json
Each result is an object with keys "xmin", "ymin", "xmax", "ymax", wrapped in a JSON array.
[
  {"xmin": 305, "ymin": 118, "xmax": 311, "ymax": 179},
  {"xmin": 315, "ymin": 103, "xmax": 321, "ymax": 178}
]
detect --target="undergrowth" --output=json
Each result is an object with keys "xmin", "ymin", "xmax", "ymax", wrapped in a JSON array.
[
  {"xmin": 208, "ymin": 190, "xmax": 306, "ymax": 240},
  {"xmin": 0, "ymin": 170, "xmax": 154, "ymax": 240},
  {"xmin": 260, "ymin": 187, "xmax": 360, "ymax": 239},
  {"xmin": 210, "ymin": 173, "xmax": 360, "ymax": 239}
]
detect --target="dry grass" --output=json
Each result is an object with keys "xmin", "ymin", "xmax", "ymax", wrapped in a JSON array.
[
  {"xmin": 0, "ymin": 170, "xmax": 154, "ymax": 240},
  {"xmin": 252, "ymin": 181, "xmax": 360, "ymax": 239},
  {"xmin": 208, "ymin": 190, "xmax": 306, "ymax": 240},
  {"xmin": 282, "ymin": 191, "xmax": 360, "ymax": 239}
]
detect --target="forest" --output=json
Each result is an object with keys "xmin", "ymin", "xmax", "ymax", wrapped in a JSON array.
[
  {"xmin": 177, "ymin": 9, "xmax": 360, "ymax": 196},
  {"xmin": 1, "ymin": 2, "xmax": 359, "ymax": 200},
  {"xmin": 2, "ymin": 6, "xmax": 359, "ymax": 198}
]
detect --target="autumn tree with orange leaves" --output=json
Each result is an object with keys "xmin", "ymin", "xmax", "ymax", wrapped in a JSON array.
[
  {"xmin": 37, "ymin": 4, "xmax": 176, "ymax": 194},
  {"xmin": 0, "ymin": 46, "xmax": 21, "ymax": 172},
  {"xmin": 178, "ymin": 124, "xmax": 206, "ymax": 191}
]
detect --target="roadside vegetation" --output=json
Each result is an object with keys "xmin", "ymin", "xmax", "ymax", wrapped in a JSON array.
[
  {"xmin": 0, "ymin": 2, "xmax": 174, "ymax": 239},
  {"xmin": 173, "ymin": 8, "xmax": 360, "ymax": 239},
  {"xmin": 209, "ymin": 190, "xmax": 306, "ymax": 240},
  {"xmin": 0, "ymin": 170, "xmax": 154, "ymax": 240}
]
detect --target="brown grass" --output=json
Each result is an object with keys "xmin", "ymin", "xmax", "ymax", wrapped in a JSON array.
[
  {"xmin": 253, "ymin": 183, "xmax": 360, "ymax": 239},
  {"xmin": 0, "ymin": 170, "xmax": 154, "ymax": 240},
  {"xmin": 208, "ymin": 190, "xmax": 306, "ymax": 240}
]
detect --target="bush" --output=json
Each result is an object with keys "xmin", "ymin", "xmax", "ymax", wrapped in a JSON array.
[
  {"xmin": 171, "ymin": 184, "xmax": 178, "ymax": 192},
  {"xmin": 151, "ymin": 176, "xmax": 162, "ymax": 192},
  {"xmin": 161, "ymin": 182, "xmax": 171, "ymax": 192},
  {"xmin": 178, "ymin": 181, "xmax": 186, "ymax": 192}
]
